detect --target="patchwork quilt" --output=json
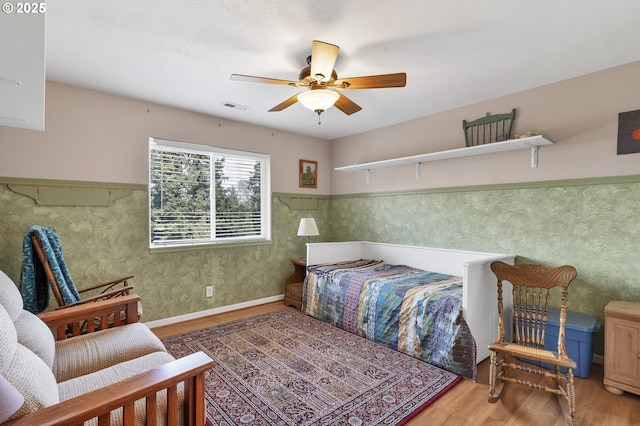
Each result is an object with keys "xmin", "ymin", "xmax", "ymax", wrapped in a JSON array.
[{"xmin": 303, "ymin": 259, "xmax": 477, "ymax": 380}]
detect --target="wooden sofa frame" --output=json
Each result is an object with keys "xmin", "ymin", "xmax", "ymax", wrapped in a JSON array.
[{"xmin": 3, "ymin": 294, "xmax": 215, "ymax": 426}]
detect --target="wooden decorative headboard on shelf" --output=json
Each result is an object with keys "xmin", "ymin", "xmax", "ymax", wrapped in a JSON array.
[{"xmin": 462, "ymin": 108, "xmax": 516, "ymax": 147}]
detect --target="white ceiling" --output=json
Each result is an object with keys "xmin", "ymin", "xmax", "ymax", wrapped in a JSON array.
[{"xmin": 41, "ymin": 0, "xmax": 640, "ymax": 140}]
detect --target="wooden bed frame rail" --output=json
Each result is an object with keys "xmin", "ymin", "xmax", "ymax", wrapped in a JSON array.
[{"xmin": 306, "ymin": 241, "xmax": 515, "ymax": 362}]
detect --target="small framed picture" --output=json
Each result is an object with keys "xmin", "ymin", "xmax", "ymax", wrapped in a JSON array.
[
  {"xmin": 299, "ymin": 159, "xmax": 318, "ymax": 188},
  {"xmin": 617, "ymin": 109, "xmax": 640, "ymax": 155}
]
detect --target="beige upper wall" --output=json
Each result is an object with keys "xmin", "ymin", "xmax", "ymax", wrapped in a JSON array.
[
  {"xmin": 0, "ymin": 82, "xmax": 331, "ymax": 194},
  {"xmin": 2, "ymin": 61, "xmax": 639, "ymax": 196},
  {"xmin": 330, "ymin": 61, "xmax": 640, "ymax": 194}
]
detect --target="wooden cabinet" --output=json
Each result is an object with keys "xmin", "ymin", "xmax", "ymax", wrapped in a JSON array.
[
  {"xmin": 604, "ymin": 301, "xmax": 640, "ymax": 396},
  {"xmin": 284, "ymin": 258, "xmax": 306, "ymax": 310}
]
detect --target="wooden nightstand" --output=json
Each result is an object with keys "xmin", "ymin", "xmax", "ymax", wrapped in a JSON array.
[
  {"xmin": 284, "ymin": 258, "xmax": 306, "ymax": 310},
  {"xmin": 604, "ymin": 301, "xmax": 640, "ymax": 396}
]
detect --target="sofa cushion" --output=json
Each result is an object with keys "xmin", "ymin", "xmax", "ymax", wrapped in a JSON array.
[
  {"xmin": 0, "ymin": 303, "xmax": 17, "ymax": 373},
  {"xmin": 15, "ymin": 309, "xmax": 55, "ymax": 369},
  {"xmin": 53, "ymin": 322, "xmax": 167, "ymax": 382},
  {"xmin": 0, "ymin": 269, "xmax": 24, "ymax": 322},
  {"xmin": 57, "ymin": 350, "xmax": 176, "ymax": 399},
  {"xmin": 58, "ymin": 351, "xmax": 180, "ymax": 426},
  {"xmin": 0, "ymin": 302, "xmax": 59, "ymax": 421},
  {"xmin": 2, "ymin": 344, "xmax": 59, "ymax": 421},
  {"xmin": 1, "ymin": 269, "xmax": 56, "ymax": 370}
]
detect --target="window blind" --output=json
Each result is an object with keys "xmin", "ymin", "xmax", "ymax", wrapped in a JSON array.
[{"xmin": 149, "ymin": 138, "xmax": 270, "ymax": 248}]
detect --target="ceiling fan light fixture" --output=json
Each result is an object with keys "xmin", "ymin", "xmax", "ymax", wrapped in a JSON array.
[
  {"xmin": 232, "ymin": 40, "xmax": 402, "ymax": 120},
  {"xmin": 297, "ymin": 89, "xmax": 339, "ymax": 113}
]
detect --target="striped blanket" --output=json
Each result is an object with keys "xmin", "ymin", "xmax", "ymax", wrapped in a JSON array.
[{"xmin": 303, "ymin": 259, "xmax": 477, "ymax": 380}]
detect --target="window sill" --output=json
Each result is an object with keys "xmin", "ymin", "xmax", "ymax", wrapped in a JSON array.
[{"xmin": 149, "ymin": 239, "xmax": 272, "ymax": 254}]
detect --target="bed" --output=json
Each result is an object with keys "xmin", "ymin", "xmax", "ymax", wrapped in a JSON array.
[{"xmin": 303, "ymin": 241, "xmax": 515, "ymax": 379}]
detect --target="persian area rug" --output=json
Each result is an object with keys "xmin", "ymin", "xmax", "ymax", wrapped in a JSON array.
[{"xmin": 162, "ymin": 308, "xmax": 462, "ymax": 426}]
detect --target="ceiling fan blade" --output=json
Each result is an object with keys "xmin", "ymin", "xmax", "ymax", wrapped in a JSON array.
[
  {"xmin": 333, "ymin": 72, "xmax": 407, "ymax": 90},
  {"xmin": 310, "ymin": 40, "xmax": 339, "ymax": 83},
  {"xmin": 230, "ymin": 74, "xmax": 302, "ymax": 87},
  {"xmin": 268, "ymin": 94, "xmax": 299, "ymax": 112},
  {"xmin": 334, "ymin": 93, "xmax": 362, "ymax": 115}
]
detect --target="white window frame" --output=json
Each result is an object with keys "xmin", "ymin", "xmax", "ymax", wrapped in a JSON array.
[{"xmin": 149, "ymin": 137, "xmax": 271, "ymax": 249}]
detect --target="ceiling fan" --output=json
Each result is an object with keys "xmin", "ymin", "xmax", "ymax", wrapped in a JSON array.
[{"xmin": 230, "ymin": 40, "xmax": 407, "ymax": 124}]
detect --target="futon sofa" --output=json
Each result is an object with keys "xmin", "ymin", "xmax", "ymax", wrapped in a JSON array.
[{"xmin": 0, "ymin": 269, "xmax": 214, "ymax": 425}]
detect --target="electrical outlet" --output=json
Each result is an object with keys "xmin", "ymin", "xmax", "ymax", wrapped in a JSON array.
[{"xmin": 206, "ymin": 286, "xmax": 214, "ymax": 298}]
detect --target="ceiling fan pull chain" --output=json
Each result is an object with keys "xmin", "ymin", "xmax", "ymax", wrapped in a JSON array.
[{"xmin": 316, "ymin": 110, "xmax": 323, "ymax": 125}]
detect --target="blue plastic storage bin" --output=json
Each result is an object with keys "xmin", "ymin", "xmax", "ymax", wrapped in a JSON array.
[{"xmin": 522, "ymin": 308, "xmax": 600, "ymax": 378}]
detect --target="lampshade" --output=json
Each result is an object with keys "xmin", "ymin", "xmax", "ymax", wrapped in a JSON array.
[
  {"xmin": 0, "ymin": 375, "xmax": 23, "ymax": 422},
  {"xmin": 297, "ymin": 90, "xmax": 339, "ymax": 112},
  {"xmin": 297, "ymin": 218, "xmax": 319, "ymax": 237}
]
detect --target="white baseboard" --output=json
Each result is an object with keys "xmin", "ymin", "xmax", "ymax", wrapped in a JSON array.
[
  {"xmin": 143, "ymin": 294, "xmax": 285, "ymax": 328},
  {"xmin": 593, "ymin": 353, "xmax": 604, "ymax": 365}
]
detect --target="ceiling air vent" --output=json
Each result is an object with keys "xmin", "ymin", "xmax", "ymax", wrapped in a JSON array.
[{"xmin": 222, "ymin": 102, "xmax": 248, "ymax": 111}]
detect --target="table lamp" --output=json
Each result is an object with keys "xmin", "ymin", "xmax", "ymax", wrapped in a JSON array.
[{"xmin": 297, "ymin": 218, "xmax": 319, "ymax": 244}]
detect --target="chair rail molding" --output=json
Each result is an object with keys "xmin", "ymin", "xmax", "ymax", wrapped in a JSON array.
[{"xmin": 7, "ymin": 183, "xmax": 133, "ymax": 206}]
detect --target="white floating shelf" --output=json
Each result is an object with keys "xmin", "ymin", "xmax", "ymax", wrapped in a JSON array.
[{"xmin": 335, "ymin": 135, "xmax": 554, "ymax": 173}]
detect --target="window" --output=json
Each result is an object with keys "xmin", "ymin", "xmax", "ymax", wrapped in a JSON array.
[{"xmin": 149, "ymin": 138, "xmax": 271, "ymax": 248}]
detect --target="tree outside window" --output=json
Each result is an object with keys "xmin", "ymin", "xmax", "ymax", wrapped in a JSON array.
[{"xmin": 149, "ymin": 138, "xmax": 270, "ymax": 248}]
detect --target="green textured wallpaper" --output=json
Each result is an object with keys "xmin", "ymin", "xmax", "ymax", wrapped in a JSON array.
[
  {"xmin": 328, "ymin": 181, "xmax": 640, "ymax": 356},
  {"xmin": 1, "ymin": 179, "xmax": 637, "ymax": 356},
  {"xmin": 0, "ymin": 185, "xmax": 328, "ymax": 322}
]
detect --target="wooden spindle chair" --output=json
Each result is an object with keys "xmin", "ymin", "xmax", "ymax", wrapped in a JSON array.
[
  {"xmin": 30, "ymin": 228, "xmax": 135, "ymax": 310},
  {"xmin": 27, "ymin": 227, "xmax": 141, "ymax": 334},
  {"xmin": 488, "ymin": 261, "xmax": 578, "ymax": 426},
  {"xmin": 462, "ymin": 108, "xmax": 516, "ymax": 147}
]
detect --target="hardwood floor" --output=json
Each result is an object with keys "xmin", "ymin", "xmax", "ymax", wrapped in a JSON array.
[
  {"xmin": 151, "ymin": 302, "xmax": 640, "ymax": 425},
  {"xmin": 150, "ymin": 301, "xmax": 286, "ymax": 339}
]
